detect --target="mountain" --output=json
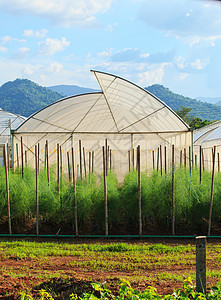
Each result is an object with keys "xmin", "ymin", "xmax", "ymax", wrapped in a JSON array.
[
  {"xmin": 146, "ymin": 84, "xmax": 221, "ymax": 121},
  {"xmin": 48, "ymin": 84, "xmax": 99, "ymax": 97},
  {"xmin": 0, "ymin": 79, "xmax": 63, "ymax": 117},
  {"xmin": 196, "ymin": 96, "xmax": 221, "ymax": 106}
]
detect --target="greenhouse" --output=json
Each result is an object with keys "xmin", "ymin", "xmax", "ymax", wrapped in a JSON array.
[
  {"xmin": 193, "ymin": 121, "xmax": 221, "ymax": 170},
  {"xmin": 0, "ymin": 109, "xmax": 26, "ymax": 166},
  {"xmin": 11, "ymin": 70, "xmax": 192, "ymax": 178}
]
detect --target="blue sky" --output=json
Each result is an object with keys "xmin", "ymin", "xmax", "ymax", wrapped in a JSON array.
[{"xmin": 0, "ymin": 0, "xmax": 221, "ymax": 98}]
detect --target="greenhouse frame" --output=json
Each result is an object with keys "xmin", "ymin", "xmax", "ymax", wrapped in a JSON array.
[{"xmin": 11, "ymin": 70, "xmax": 192, "ymax": 179}]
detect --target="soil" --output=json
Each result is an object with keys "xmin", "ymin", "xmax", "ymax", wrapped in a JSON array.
[{"xmin": 0, "ymin": 238, "xmax": 220, "ymax": 299}]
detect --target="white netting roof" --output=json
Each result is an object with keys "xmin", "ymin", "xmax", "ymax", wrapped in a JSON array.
[
  {"xmin": 0, "ymin": 110, "xmax": 26, "ymax": 136},
  {"xmin": 15, "ymin": 70, "xmax": 189, "ymax": 134}
]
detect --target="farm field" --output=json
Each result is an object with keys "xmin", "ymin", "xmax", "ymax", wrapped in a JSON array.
[{"xmin": 0, "ymin": 239, "xmax": 221, "ymax": 299}]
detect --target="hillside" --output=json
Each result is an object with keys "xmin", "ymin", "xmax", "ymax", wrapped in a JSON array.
[
  {"xmin": 0, "ymin": 79, "xmax": 63, "ymax": 117},
  {"xmin": 48, "ymin": 84, "xmax": 98, "ymax": 97},
  {"xmin": 146, "ymin": 84, "xmax": 221, "ymax": 121}
]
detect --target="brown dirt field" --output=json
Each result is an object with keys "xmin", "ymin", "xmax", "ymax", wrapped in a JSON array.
[{"xmin": 0, "ymin": 238, "xmax": 220, "ymax": 299}]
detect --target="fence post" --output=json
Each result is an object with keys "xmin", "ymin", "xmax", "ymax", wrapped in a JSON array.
[{"xmin": 196, "ymin": 236, "xmax": 206, "ymax": 294}]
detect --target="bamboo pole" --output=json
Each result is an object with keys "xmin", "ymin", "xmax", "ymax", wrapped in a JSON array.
[
  {"xmin": 21, "ymin": 137, "xmax": 24, "ymax": 179},
  {"xmin": 105, "ymin": 139, "xmax": 108, "ymax": 176},
  {"xmin": 92, "ymin": 151, "xmax": 94, "ymax": 173},
  {"xmin": 208, "ymin": 146, "xmax": 216, "ymax": 236},
  {"xmin": 137, "ymin": 145, "xmax": 142, "ymax": 236},
  {"xmin": 37, "ymin": 143, "xmax": 40, "ymax": 174},
  {"xmin": 157, "ymin": 147, "xmax": 159, "ymax": 172},
  {"xmin": 60, "ymin": 146, "xmax": 63, "ymax": 209},
  {"xmin": 164, "ymin": 146, "xmax": 167, "ymax": 174},
  {"xmin": 200, "ymin": 146, "xmax": 202, "ymax": 184},
  {"xmin": 132, "ymin": 148, "xmax": 135, "ymax": 170},
  {"xmin": 35, "ymin": 145, "xmax": 39, "ymax": 237},
  {"xmin": 7, "ymin": 143, "xmax": 10, "ymax": 173},
  {"xmin": 46, "ymin": 140, "xmax": 50, "ymax": 187},
  {"xmin": 152, "ymin": 150, "xmax": 155, "ymax": 170},
  {"xmin": 184, "ymin": 148, "xmax": 186, "ymax": 168},
  {"xmin": 89, "ymin": 151, "xmax": 91, "ymax": 178},
  {"xmin": 102, "ymin": 146, "xmax": 108, "ymax": 236},
  {"xmin": 160, "ymin": 145, "xmax": 162, "ymax": 176},
  {"xmin": 202, "ymin": 148, "xmax": 205, "ymax": 171},
  {"xmin": 4, "ymin": 145, "xmax": 12, "ymax": 235},
  {"xmin": 189, "ymin": 146, "xmax": 192, "ymax": 172},
  {"xmin": 67, "ymin": 151, "xmax": 71, "ymax": 183},
  {"xmin": 79, "ymin": 140, "xmax": 82, "ymax": 180},
  {"xmin": 25, "ymin": 150, "xmax": 27, "ymax": 167},
  {"xmin": 83, "ymin": 147, "xmax": 87, "ymax": 178},
  {"xmin": 218, "ymin": 152, "xmax": 220, "ymax": 173},
  {"xmin": 72, "ymin": 147, "xmax": 78, "ymax": 237},
  {"xmin": 110, "ymin": 149, "xmax": 112, "ymax": 171},
  {"xmin": 16, "ymin": 143, "xmax": 19, "ymax": 168},
  {"xmin": 172, "ymin": 144, "xmax": 175, "ymax": 236},
  {"xmin": 195, "ymin": 155, "xmax": 197, "ymax": 168},
  {"xmin": 57, "ymin": 143, "xmax": 60, "ymax": 192},
  {"xmin": 128, "ymin": 150, "xmax": 131, "ymax": 172},
  {"xmin": 180, "ymin": 150, "xmax": 183, "ymax": 167}
]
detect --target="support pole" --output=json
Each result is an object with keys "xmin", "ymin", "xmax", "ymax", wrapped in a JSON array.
[
  {"xmin": 189, "ymin": 146, "xmax": 192, "ymax": 172},
  {"xmin": 60, "ymin": 146, "xmax": 63, "ymax": 209},
  {"xmin": 128, "ymin": 150, "xmax": 131, "ymax": 172},
  {"xmin": 180, "ymin": 149, "xmax": 183, "ymax": 167},
  {"xmin": 92, "ymin": 151, "xmax": 94, "ymax": 173},
  {"xmin": 35, "ymin": 145, "xmax": 39, "ymax": 237},
  {"xmin": 172, "ymin": 144, "xmax": 175, "ymax": 236},
  {"xmin": 160, "ymin": 145, "xmax": 162, "ymax": 176},
  {"xmin": 102, "ymin": 146, "xmax": 108, "ymax": 236},
  {"xmin": 4, "ymin": 145, "xmax": 12, "ymax": 235},
  {"xmin": 196, "ymin": 236, "xmax": 206, "ymax": 294},
  {"xmin": 16, "ymin": 143, "xmax": 19, "ymax": 168},
  {"xmin": 46, "ymin": 140, "xmax": 50, "ymax": 188},
  {"xmin": 57, "ymin": 143, "xmax": 60, "ymax": 192},
  {"xmin": 164, "ymin": 146, "xmax": 167, "ymax": 174},
  {"xmin": 21, "ymin": 137, "xmax": 24, "ymax": 179},
  {"xmin": 152, "ymin": 150, "xmax": 155, "ymax": 170},
  {"xmin": 137, "ymin": 145, "xmax": 142, "ymax": 237},
  {"xmin": 79, "ymin": 140, "xmax": 82, "ymax": 180},
  {"xmin": 208, "ymin": 146, "xmax": 216, "ymax": 236},
  {"xmin": 72, "ymin": 147, "xmax": 78, "ymax": 237},
  {"xmin": 184, "ymin": 147, "xmax": 186, "ymax": 168},
  {"xmin": 83, "ymin": 147, "xmax": 87, "ymax": 178},
  {"xmin": 67, "ymin": 151, "xmax": 71, "ymax": 183},
  {"xmin": 200, "ymin": 146, "xmax": 202, "ymax": 184}
]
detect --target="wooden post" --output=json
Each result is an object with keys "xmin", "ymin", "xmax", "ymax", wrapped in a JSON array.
[
  {"xmin": 57, "ymin": 143, "xmax": 60, "ymax": 192},
  {"xmin": 79, "ymin": 140, "xmax": 82, "ymax": 180},
  {"xmin": 16, "ymin": 143, "xmax": 19, "ymax": 168},
  {"xmin": 189, "ymin": 146, "xmax": 192, "ymax": 172},
  {"xmin": 160, "ymin": 145, "xmax": 162, "ymax": 176},
  {"xmin": 172, "ymin": 144, "xmax": 175, "ymax": 236},
  {"xmin": 195, "ymin": 155, "xmax": 197, "ymax": 168},
  {"xmin": 60, "ymin": 146, "xmax": 63, "ymax": 208},
  {"xmin": 92, "ymin": 151, "xmax": 94, "ymax": 173},
  {"xmin": 164, "ymin": 146, "xmax": 167, "ymax": 174},
  {"xmin": 46, "ymin": 140, "xmax": 50, "ymax": 187},
  {"xmin": 132, "ymin": 148, "xmax": 135, "ymax": 170},
  {"xmin": 7, "ymin": 143, "xmax": 10, "ymax": 173},
  {"xmin": 21, "ymin": 137, "xmax": 24, "ymax": 179},
  {"xmin": 110, "ymin": 149, "xmax": 112, "ymax": 171},
  {"xmin": 137, "ymin": 145, "xmax": 142, "ymax": 236},
  {"xmin": 4, "ymin": 145, "xmax": 12, "ymax": 234},
  {"xmin": 200, "ymin": 146, "xmax": 202, "ymax": 184},
  {"xmin": 89, "ymin": 151, "xmax": 91, "ymax": 179},
  {"xmin": 196, "ymin": 236, "xmax": 206, "ymax": 293},
  {"xmin": 157, "ymin": 147, "xmax": 159, "ymax": 172},
  {"xmin": 67, "ymin": 151, "xmax": 71, "ymax": 183},
  {"xmin": 72, "ymin": 147, "xmax": 78, "ymax": 237},
  {"xmin": 102, "ymin": 146, "xmax": 108, "ymax": 236},
  {"xmin": 202, "ymin": 148, "xmax": 205, "ymax": 171},
  {"xmin": 208, "ymin": 146, "xmax": 216, "ymax": 236},
  {"xmin": 105, "ymin": 139, "xmax": 108, "ymax": 176},
  {"xmin": 218, "ymin": 152, "xmax": 220, "ymax": 173},
  {"xmin": 25, "ymin": 150, "xmax": 27, "ymax": 167},
  {"xmin": 184, "ymin": 148, "xmax": 186, "ymax": 168},
  {"xmin": 37, "ymin": 143, "xmax": 40, "ymax": 174},
  {"xmin": 35, "ymin": 145, "xmax": 39, "ymax": 237},
  {"xmin": 180, "ymin": 149, "xmax": 183, "ymax": 167},
  {"xmin": 152, "ymin": 150, "xmax": 155, "ymax": 170},
  {"xmin": 128, "ymin": 150, "xmax": 131, "ymax": 172},
  {"xmin": 83, "ymin": 147, "xmax": 87, "ymax": 178}
]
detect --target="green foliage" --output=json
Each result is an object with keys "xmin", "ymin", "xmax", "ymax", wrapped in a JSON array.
[
  {"xmin": 18, "ymin": 279, "xmax": 221, "ymax": 299},
  {"xmin": 146, "ymin": 84, "xmax": 219, "ymax": 121},
  {"xmin": 0, "ymin": 78, "xmax": 63, "ymax": 116}
]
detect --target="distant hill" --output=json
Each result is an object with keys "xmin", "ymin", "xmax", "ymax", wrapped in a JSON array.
[
  {"xmin": 146, "ymin": 84, "xmax": 221, "ymax": 121},
  {"xmin": 0, "ymin": 79, "xmax": 63, "ymax": 117},
  {"xmin": 196, "ymin": 96, "xmax": 221, "ymax": 106},
  {"xmin": 0, "ymin": 78, "xmax": 221, "ymax": 121},
  {"xmin": 48, "ymin": 84, "xmax": 99, "ymax": 97}
]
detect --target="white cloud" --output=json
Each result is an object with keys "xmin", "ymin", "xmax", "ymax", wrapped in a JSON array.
[
  {"xmin": 0, "ymin": 0, "xmax": 113, "ymax": 27},
  {"xmin": 22, "ymin": 67, "xmax": 34, "ymax": 76},
  {"xmin": 23, "ymin": 29, "xmax": 48, "ymax": 38},
  {"xmin": 178, "ymin": 73, "xmax": 189, "ymax": 81},
  {"xmin": 46, "ymin": 62, "xmax": 63, "ymax": 73},
  {"xmin": 0, "ymin": 45, "xmax": 7, "ymax": 52},
  {"xmin": 38, "ymin": 37, "xmax": 70, "ymax": 55},
  {"xmin": 1, "ymin": 35, "xmax": 25, "ymax": 44},
  {"xmin": 191, "ymin": 58, "xmax": 207, "ymax": 70},
  {"xmin": 97, "ymin": 49, "xmax": 112, "ymax": 57},
  {"xmin": 138, "ymin": 63, "xmax": 171, "ymax": 86}
]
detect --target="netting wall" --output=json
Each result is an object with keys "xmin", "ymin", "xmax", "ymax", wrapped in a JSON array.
[{"xmin": 12, "ymin": 131, "xmax": 192, "ymax": 180}]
